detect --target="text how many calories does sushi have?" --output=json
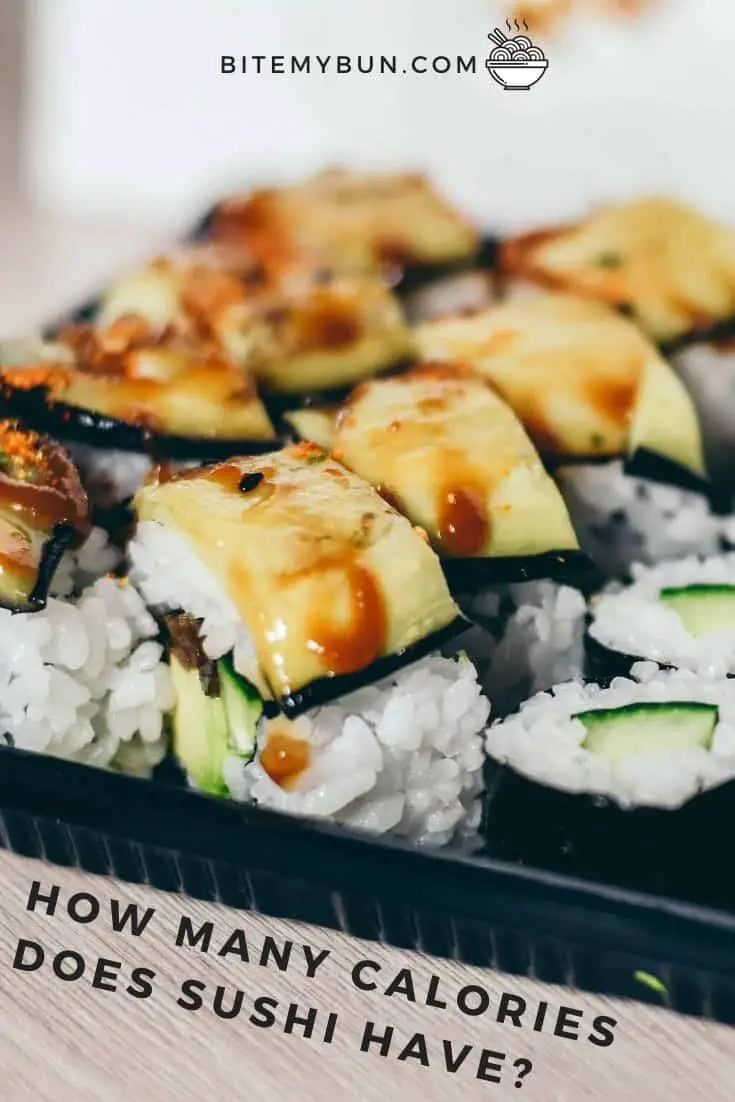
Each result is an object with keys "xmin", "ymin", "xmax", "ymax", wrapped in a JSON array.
[{"xmin": 11, "ymin": 879, "xmax": 620, "ymax": 1088}]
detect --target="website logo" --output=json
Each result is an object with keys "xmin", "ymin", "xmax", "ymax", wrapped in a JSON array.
[{"xmin": 485, "ymin": 21, "xmax": 549, "ymax": 91}]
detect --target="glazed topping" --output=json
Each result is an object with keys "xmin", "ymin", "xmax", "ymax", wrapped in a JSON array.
[
  {"xmin": 259, "ymin": 719, "xmax": 312, "ymax": 789},
  {"xmin": 334, "ymin": 364, "xmax": 578, "ymax": 559},
  {"xmin": 416, "ymin": 292, "xmax": 706, "ymax": 475},
  {"xmin": 210, "ymin": 168, "xmax": 481, "ymax": 271},
  {"xmin": 500, "ymin": 197, "xmax": 735, "ymax": 341},
  {"xmin": 0, "ymin": 420, "xmax": 90, "ymax": 610},
  {"xmin": 99, "ymin": 248, "xmax": 414, "ymax": 395},
  {"xmin": 1, "ymin": 319, "xmax": 276, "ymax": 442},
  {"xmin": 135, "ymin": 442, "xmax": 459, "ymax": 698}
]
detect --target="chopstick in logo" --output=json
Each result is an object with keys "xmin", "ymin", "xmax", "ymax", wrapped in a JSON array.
[{"xmin": 485, "ymin": 22, "xmax": 549, "ymax": 90}]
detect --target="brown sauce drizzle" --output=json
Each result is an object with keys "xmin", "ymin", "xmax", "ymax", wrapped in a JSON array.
[
  {"xmin": 260, "ymin": 725, "xmax": 312, "ymax": 789},
  {"xmin": 293, "ymin": 293, "xmax": 362, "ymax": 351},
  {"xmin": 306, "ymin": 560, "xmax": 387, "ymax": 675},
  {"xmin": 437, "ymin": 483, "xmax": 489, "ymax": 557},
  {"xmin": 585, "ymin": 373, "xmax": 638, "ymax": 426}
]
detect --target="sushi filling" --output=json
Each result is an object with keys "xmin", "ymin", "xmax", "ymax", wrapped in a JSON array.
[
  {"xmin": 484, "ymin": 664, "xmax": 735, "ymax": 810},
  {"xmin": 130, "ymin": 521, "xmax": 489, "ymax": 846},
  {"xmin": 589, "ymin": 554, "xmax": 735, "ymax": 676}
]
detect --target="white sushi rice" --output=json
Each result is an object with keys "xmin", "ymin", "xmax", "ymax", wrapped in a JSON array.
[
  {"xmin": 589, "ymin": 553, "xmax": 735, "ymax": 677},
  {"xmin": 0, "ymin": 575, "xmax": 173, "ymax": 773},
  {"xmin": 485, "ymin": 663, "xmax": 735, "ymax": 810},
  {"xmin": 672, "ymin": 342, "xmax": 735, "ymax": 486},
  {"xmin": 480, "ymin": 582, "xmax": 586, "ymax": 709},
  {"xmin": 51, "ymin": 525, "xmax": 122, "ymax": 597},
  {"xmin": 557, "ymin": 460, "xmax": 725, "ymax": 580},
  {"xmin": 65, "ymin": 442, "xmax": 154, "ymax": 508},
  {"xmin": 130, "ymin": 520, "xmax": 489, "ymax": 847}
]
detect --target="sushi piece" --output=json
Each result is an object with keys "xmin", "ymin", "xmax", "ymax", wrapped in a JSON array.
[
  {"xmin": 484, "ymin": 663, "xmax": 735, "ymax": 810},
  {"xmin": 670, "ymin": 337, "xmax": 735, "ymax": 496},
  {"xmin": 98, "ymin": 243, "xmax": 415, "ymax": 399},
  {"xmin": 0, "ymin": 418, "xmax": 92, "ymax": 611},
  {"xmin": 587, "ymin": 553, "xmax": 735, "ymax": 679},
  {"xmin": 205, "ymin": 168, "xmax": 485, "ymax": 291},
  {"xmin": 0, "ymin": 572, "xmax": 173, "ymax": 775},
  {"xmin": 415, "ymin": 292, "xmax": 723, "ymax": 577},
  {"xmin": 325, "ymin": 364, "xmax": 583, "ymax": 584},
  {"xmin": 499, "ymin": 197, "xmax": 735, "ymax": 345},
  {"xmin": 0, "ymin": 317, "xmax": 278, "ymax": 509},
  {"xmin": 129, "ymin": 442, "xmax": 489, "ymax": 846}
]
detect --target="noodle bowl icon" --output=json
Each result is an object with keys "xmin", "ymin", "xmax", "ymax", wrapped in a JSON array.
[{"xmin": 485, "ymin": 27, "xmax": 549, "ymax": 90}]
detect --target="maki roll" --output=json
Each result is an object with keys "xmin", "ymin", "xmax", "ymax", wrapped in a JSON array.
[
  {"xmin": 415, "ymin": 292, "xmax": 723, "ymax": 577},
  {"xmin": 0, "ymin": 418, "xmax": 91, "ymax": 611},
  {"xmin": 0, "ymin": 317, "xmax": 277, "ymax": 509},
  {"xmin": 670, "ymin": 337, "xmax": 735, "ymax": 496},
  {"xmin": 129, "ymin": 442, "xmax": 489, "ymax": 846},
  {"xmin": 0, "ymin": 420, "xmax": 170, "ymax": 770},
  {"xmin": 499, "ymin": 196, "xmax": 735, "ymax": 345},
  {"xmin": 289, "ymin": 364, "xmax": 583, "ymax": 586},
  {"xmin": 485, "ymin": 664, "xmax": 735, "ymax": 811},
  {"xmin": 483, "ymin": 665, "xmax": 735, "ymax": 904},
  {"xmin": 587, "ymin": 554, "xmax": 735, "ymax": 679},
  {"xmin": 98, "ymin": 243, "xmax": 414, "ymax": 402},
  {"xmin": 205, "ymin": 168, "xmax": 486, "ymax": 292}
]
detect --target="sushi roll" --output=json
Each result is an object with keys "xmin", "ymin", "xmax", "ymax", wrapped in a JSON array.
[
  {"xmin": 0, "ymin": 419, "xmax": 169, "ymax": 771},
  {"xmin": 287, "ymin": 363, "xmax": 584, "ymax": 587},
  {"xmin": 0, "ymin": 417, "xmax": 92, "ymax": 611},
  {"xmin": 97, "ymin": 243, "xmax": 415, "ymax": 402},
  {"xmin": 485, "ymin": 664, "xmax": 735, "ymax": 811},
  {"xmin": 129, "ymin": 442, "xmax": 490, "ymax": 846},
  {"xmin": 415, "ymin": 292, "xmax": 724, "ymax": 577},
  {"xmin": 204, "ymin": 168, "xmax": 487, "ymax": 293},
  {"xmin": 482, "ymin": 664, "xmax": 735, "ymax": 904},
  {"xmin": 587, "ymin": 553, "xmax": 735, "ymax": 680},
  {"xmin": 0, "ymin": 316, "xmax": 278, "ymax": 510},
  {"xmin": 499, "ymin": 196, "xmax": 735, "ymax": 345}
]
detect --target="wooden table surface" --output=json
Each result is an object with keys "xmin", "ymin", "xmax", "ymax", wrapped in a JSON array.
[{"xmin": 0, "ymin": 203, "xmax": 733, "ymax": 1101}]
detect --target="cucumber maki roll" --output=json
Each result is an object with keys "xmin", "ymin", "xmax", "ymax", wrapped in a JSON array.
[
  {"xmin": 97, "ymin": 243, "xmax": 415, "ymax": 402},
  {"xmin": 498, "ymin": 196, "xmax": 735, "ymax": 345},
  {"xmin": 416, "ymin": 292, "xmax": 724, "ymax": 579},
  {"xmin": 587, "ymin": 554, "xmax": 735, "ymax": 679},
  {"xmin": 204, "ymin": 168, "xmax": 485, "ymax": 293},
  {"xmin": 129, "ymin": 442, "xmax": 489, "ymax": 846},
  {"xmin": 484, "ymin": 664, "xmax": 735, "ymax": 810},
  {"xmin": 0, "ymin": 317, "xmax": 278, "ymax": 511}
]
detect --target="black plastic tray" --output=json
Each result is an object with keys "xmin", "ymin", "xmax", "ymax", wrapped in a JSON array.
[{"xmin": 8, "ymin": 233, "xmax": 735, "ymax": 1030}]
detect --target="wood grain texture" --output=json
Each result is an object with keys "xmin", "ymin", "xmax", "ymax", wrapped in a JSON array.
[{"xmin": 0, "ymin": 205, "xmax": 733, "ymax": 1100}]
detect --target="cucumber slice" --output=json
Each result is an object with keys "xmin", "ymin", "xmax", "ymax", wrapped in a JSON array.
[
  {"xmin": 169, "ymin": 652, "xmax": 263, "ymax": 796},
  {"xmin": 576, "ymin": 701, "xmax": 718, "ymax": 764},
  {"xmin": 218, "ymin": 652, "xmax": 263, "ymax": 760},
  {"xmin": 659, "ymin": 584, "xmax": 735, "ymax": 638},
  {"xmin": 169, "ymin": 653, "xmax": 231, "ymax": 797}
]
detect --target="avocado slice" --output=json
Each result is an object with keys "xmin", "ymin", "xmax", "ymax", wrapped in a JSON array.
[
  {"xmin": 169, "ymin": 652, "xmax": 262, "ymax": 796},
  {"xmin": 659, "ymin": 584, "xmax": 735, "ymax": 639},
  {"xmin": 576, "ymin": 701, "xmax": 718, "ymax": 764}
]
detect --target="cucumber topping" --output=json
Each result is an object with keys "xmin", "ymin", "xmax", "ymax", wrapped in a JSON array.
[
  {"xmin": 169, "ymin": 651, "xmax": 263, "ymax": 797},
  {"xmin": 575, "ymin": 701, "xmax": 718, "ymax": 764},
  {"xmin": 659, "ymin": 584, "xmax": 735, "ymax": 638}
]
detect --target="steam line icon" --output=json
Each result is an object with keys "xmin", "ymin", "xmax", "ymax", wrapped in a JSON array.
[{"xmin": 485, "ymin": 21, "xmax": 549, "ymax": 90}]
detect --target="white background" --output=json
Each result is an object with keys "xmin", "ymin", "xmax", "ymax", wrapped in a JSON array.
[{"xmin": 23, "ymin": 0, "xmax": 735, "ymax": 234}]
